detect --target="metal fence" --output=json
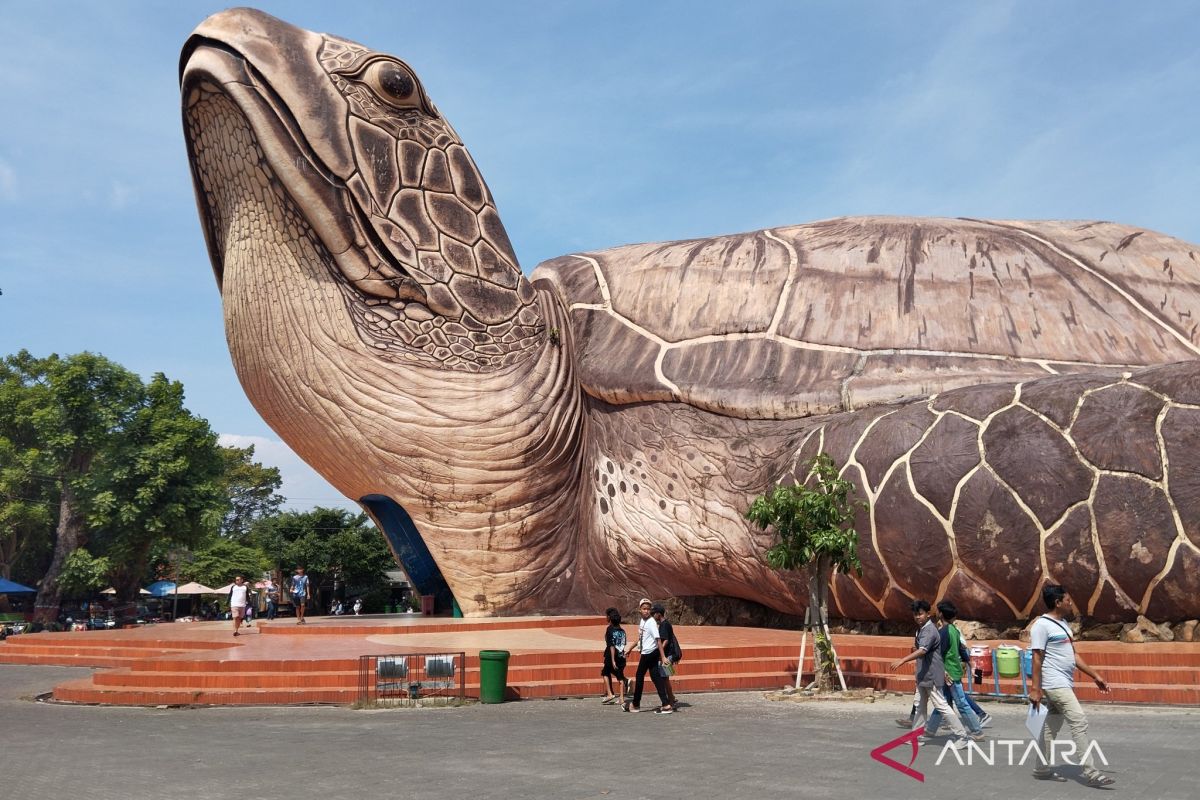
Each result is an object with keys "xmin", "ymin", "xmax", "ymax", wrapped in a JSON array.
[{"xmin": 358, "ymin": 652, "xmax": 466, "ymax": 706}]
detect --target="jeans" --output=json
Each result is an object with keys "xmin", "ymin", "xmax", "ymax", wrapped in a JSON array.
[
  {"xmin": 1034, "ymin": 687, "xmax": 1103, "ymax": 779},
  {"xmin": 913, "ymin": 684, "xmax": 966, "ymax": 738},
  {"xmin": 963, "ymin": 687, "xmax": 984, "ymax": 717},
  {"xmin": 927, "ymin": 682, "xmax": 982, "ymax": 735}
]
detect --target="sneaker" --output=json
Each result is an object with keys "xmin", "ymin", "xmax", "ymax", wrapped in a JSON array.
[
  {"xmin": 968, "ymin": 730, "xmax": 986, "ymax": 741},
  {"xmin": 895, "ymin": 717, "xmax": 915, "ymax": 728},
  {"xmin": 950, "ymin": 738, "xmax": 969, "ymax": 750},
  {"xmin": 978, "ymin": 712, "xmax": 994, "ymax": 728},
  {"xmin": 655, "ymin": 707, "xmax": 674, "ymax": 714}
]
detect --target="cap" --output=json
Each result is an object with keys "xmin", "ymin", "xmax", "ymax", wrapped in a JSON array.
[
  {"xmin": 638, "ymin": 597, "xmax": 652, "ymax": 608},
  {"xmin": 651, "ymin": 604, "xmax": 666, "ymax": 615}
]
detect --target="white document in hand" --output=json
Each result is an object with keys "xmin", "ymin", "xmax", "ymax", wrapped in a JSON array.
[{"xmin": 1025, "ymin": 703, "xmax": 1049, "ymax": 739}]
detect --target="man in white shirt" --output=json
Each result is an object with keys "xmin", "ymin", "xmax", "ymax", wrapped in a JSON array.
[
  {"xmin": 1029, "ymin": 585, "xmax": 1114, "ymax": 787},
  {"xmin": 229, "ymin": 575, "xmax": 251, "ymax": 637},
  {"xmin": 623, "ymin": 598, "xmax": 672, "ymax": 713}
]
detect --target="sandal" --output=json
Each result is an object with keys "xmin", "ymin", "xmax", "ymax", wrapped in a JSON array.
[
  {"xmin": 601, "ymin": 696, "xmax": 617, "ymax": 705},
  {"xmin": 1033, "ymin": 772, "xmax": 1067, "ymax": 782},
  {"xmin": 1085, "ymin": 774, "xmax": 1116, "ymax": 788}
]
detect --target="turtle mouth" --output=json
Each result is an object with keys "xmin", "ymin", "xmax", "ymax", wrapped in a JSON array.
[{"xmin": 181, "ymin": 40, "xmax": 430, "ymax": 310}]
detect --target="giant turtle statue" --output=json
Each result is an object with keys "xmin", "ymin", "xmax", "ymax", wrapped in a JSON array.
[{"xmin": 181, "ymin": 9, "xmax": 1200, "ymax": 621}]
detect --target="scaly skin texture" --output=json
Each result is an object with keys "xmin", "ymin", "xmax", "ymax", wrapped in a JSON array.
[{"xmin": 182, "ymin": 9, "xmax": 1200, "ymax": 620}]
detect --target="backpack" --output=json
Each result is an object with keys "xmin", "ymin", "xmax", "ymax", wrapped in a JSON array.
[{"xmin": 661, "ymin": 620, "xmax": 683, "ymax": 662}]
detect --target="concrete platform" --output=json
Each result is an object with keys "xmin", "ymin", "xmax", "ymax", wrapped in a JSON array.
[{"xmin": 2, "ymin": 614, "xmax": 1198, "ymax": 706}]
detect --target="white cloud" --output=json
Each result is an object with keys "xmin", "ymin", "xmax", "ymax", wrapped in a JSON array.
[
  {"xmin": 0, "ymin": 159, "xmax": 16, "ymax": 202},
  {"xmin": 108, "ymin": 180, "xmax": 134, "ymax": 211},
  {"xmin": 218, "ymin": 433, "xmax": 359, "ymax": 513}
]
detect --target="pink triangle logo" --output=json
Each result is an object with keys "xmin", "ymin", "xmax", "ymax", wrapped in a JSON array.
[{"xmin": 870, "ymin": 728, "xmax": 925, "ymax": 782}]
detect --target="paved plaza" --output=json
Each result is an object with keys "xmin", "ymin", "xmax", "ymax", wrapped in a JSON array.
[{"xmin": 1, "ymin": 664, "xmax": 1196, "ymax": 800}]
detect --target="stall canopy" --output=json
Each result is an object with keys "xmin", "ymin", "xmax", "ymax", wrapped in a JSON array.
[
  {"xmin": 0, "ymin": 578, "xmax": 36, "ymax": 594},
  {"xmin": 174, "ymin": 582, "xmax": 217, "ymax": 595}
]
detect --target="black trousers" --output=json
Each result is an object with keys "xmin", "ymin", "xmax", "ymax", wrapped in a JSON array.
[{"xmin": 632, "ymin": 651, "xmax": 669, "ymax": 708}]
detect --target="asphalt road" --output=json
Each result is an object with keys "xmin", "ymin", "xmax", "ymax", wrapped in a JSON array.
[{"xmin": 1, "ymin": 665, "xmax": 1196, "ymax": 800}]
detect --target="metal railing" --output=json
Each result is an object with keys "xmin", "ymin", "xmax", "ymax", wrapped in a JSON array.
[{"xmin": 358, "ymin": 652, "xmax": 466, "ymax": 706}]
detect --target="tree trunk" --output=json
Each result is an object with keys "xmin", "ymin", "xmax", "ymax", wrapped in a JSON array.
[
  {"xmin": 811, "ymin": 556, "xmax": 844, "ymax": 692},
  {"xmin": 33, "ymin": 480, "xmax": 86, "ymax": 623},
  {"xmin": 809, "ymin": 558, "xmax": 835, "ymax": 692},
  {"xmin": 110, "ymin": 543, "xmax": 154, "ymax": 627}
]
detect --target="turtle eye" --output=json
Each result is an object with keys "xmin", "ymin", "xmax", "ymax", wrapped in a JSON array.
[{"xmin": 360, "ymin": 59, "xmax": 426, "ymax": 111}]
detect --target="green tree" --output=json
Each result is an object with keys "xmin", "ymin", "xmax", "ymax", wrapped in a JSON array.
[
  {"xmin": 56, "ymin": 548, "xmax": 111, "ymax": 598},
  {"xmin": 217, "ymin": 445, "xmax": 284, "ymax": 540},
  {"xmin": 0, "ymin": 351, "xmax": 144, "ymax": 620},
  {"xmin": 249, "ymin": 508, "xmax": 393, "ymax": 609},
  {"xmin": 183, "ymin": 538, "xmax": 269, "ymax": 587},
  {"xmin": 746, "ymin": 453, "xmax": 864, "ymax": 691},
  {"xmin": 0, "ymin": 433, "xmax": 56, "ymax": 583},
  {"xmin": 85, "ymin": 374, "xmax": 227, "ymax": 602}
]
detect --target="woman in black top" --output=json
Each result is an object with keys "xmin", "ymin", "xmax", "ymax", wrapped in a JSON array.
[{"xmin": 600, "ymin": 607, "xmax": 628, "ymax": 705}]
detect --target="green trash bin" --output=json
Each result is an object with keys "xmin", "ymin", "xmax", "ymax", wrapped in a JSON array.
[
  {"xmin": 996, "ymin": 646, "xmax": 1021, "ymax": 678},
  {"xmin": 452, "ymin": 599, "xmax": 463, "ymax": 618},
  {"xmin": 478, "ymin": 649, "xmax": 510, "ymax": 704}
]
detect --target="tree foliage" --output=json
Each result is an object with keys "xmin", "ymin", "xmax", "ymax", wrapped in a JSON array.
[
  {"xmin": 182, "ymin": 538, "xmax": 269, "ymax": 588},
  {"xmin": 0, "ymin": 351, "xmax": 232, "ymax": 616},
  {"xmin": 217, "ymin": 445, "xmax": 284, "ymax": 540},
  {"xmin": 85, "ymin": 374, "xmax": 228, "ymax": 599},
  {"xmin": 57, "ymin": 548, "xmax": 111, "ymax": 597},
  {"xmin": 2, "ymin": 349, "xmax": 390, "ymax": 621},
  {"xmin": 1, "ymin": 350, "xmax": 144, "ymax": 617},
  {"xmin": 0, "ymin": 433, "xmax": 55, "ymax": 581},
  {"xmin": 747, "ymin": 453, "xmax": 864, "ymax": 690},
  {"xmin": 248, "ymin": 508, "xmax": 394, "ymax": 599}
]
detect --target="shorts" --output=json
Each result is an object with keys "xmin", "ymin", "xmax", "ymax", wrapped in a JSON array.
[
  {"xmin": 232, "ymin": 606, "xmax": 245, "ymax": 619},
  {"xmin": 292, "ymin": 592, "xmax": 306, "ymax": 605},
  {"xmin": 601, "ymin": 657, "xmax": 627, "ymax": 680}
]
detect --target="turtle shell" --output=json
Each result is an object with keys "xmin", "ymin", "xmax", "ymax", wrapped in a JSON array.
[{"xmin": 531, "ymin": 216, "xmax": 1200, "ymax": 419}]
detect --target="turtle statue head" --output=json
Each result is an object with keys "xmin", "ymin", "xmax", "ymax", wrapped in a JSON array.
[
  {"xmin": 181, "ymin": 8, "xmax": 584, "ymax": 614},
  {"xmin": 182, "ymin": 7, "xmax": 541, "ymax": 370}
]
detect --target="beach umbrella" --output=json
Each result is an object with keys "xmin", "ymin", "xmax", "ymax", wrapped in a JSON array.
[
  {"xmin": 146, "ymin": 580, "xmax": 177, "ymax": 597},
  {"xmin": 0, "ymin": 577, "xmax": 36, "ymax": 594}
]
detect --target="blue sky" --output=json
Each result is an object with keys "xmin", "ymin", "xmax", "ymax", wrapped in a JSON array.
[{"xmin": 2, "ymin": 1, "xmax": 1198, "ymax": 511}]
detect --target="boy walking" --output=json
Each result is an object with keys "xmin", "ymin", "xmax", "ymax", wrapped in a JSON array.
[
  {"xmin": 924, "ymin": 601, "xmax": 984, "ymax": 737},
  {"xmin": 624, "ymin": 598, "xmax": 671, "ymax": 714},
  {"xmin": 229, "ymin": 576, "xmax": 250, "ymax": 636},
  {"xmin": 888, "ymin": 599, "xmax": 973, "ymax": 749},
  {"xmin": 1029, "ymin": 585, "xmax": 1115, "ymax": 788},
  {"xmin": 652, "ymin": 604, "xmax": 679, "ymax": 708},
  {"xmin": 290, "ymin": 566, "xmax": 309, "ymax": 624}
]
